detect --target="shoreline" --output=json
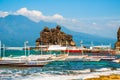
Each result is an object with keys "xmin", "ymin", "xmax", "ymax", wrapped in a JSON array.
[{"xmin": 85, "ymin": 74, "xmax": 120, "ymax": 80}]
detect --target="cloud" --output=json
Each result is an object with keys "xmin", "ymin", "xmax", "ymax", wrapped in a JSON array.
[
  {"xmin": 106, "ymin": 20, "xmax": 120, "ymax": 28},
  {"xmin": 15, "ymin": 8, "xmax": 64, "ymax": 22},
  {"xmin": 52, "ymin": 14, "xmax": 64, "ymax": 20},
  {"xmin": 0, "ymin": 11, "xmax": 9, "ymax": 17},
  {"xmin": 0, "ymin": 7, "xmax": 120, "ymax": 38},
  {"xmin": 62, "ymin": 18, "xmax": 120, "ymax": 38},
  {"xmin": 16, "ymin": 8, "xmax": 45, "ymax": 22}
]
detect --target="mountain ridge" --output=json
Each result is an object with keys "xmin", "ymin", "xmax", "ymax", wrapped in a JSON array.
[{"xmin": 0, "ymin": 15, "xmax": 116, "ymax": 47}]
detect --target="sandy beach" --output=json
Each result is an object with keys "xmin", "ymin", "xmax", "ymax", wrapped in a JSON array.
[{"xmin": 85, "ymin": 74, "xmax": 120, "ymax": 80}]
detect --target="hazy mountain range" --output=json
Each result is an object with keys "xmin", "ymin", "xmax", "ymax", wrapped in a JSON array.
[{"xmin": 0, "ymin": 15, "xmax": 116, "ymax": 47}]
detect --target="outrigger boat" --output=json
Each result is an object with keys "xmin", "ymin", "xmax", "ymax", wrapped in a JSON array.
[
  {"xmin": 0, "ymin": 43, "xmax": 69, "ymax": 67},
  {"xmin": 0, "ymin": 55, "xmax": 54, "ymax": 67},
  {"xmin": 47, "ymin": 45, "xmax": 69, "ymax": 61},
  {"xmin": 82, "ymin": 56, "xmax": 101, "ymax": 61},
  {"xmin": 0, "ymin": 60, "xmax": 52, "ymax": 67},
  {"xmin": 0, "ymin": 52, "xmax": 69, "ymax": 67},
  {"xmin": 50, "ymin": 54, "xmax": 69, "ymax": 61},
  {"xmin": 82, "ymin": 55, "xmax": 116, "ymax": 61}
]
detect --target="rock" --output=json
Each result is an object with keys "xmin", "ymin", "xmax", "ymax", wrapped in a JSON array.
[
  {"xmin": 43, "ymin": 27, "xmax": 50, "ymax": 32},
  {"xmin": 36, "ymin": 25, "xmax": 76, "ymax": 46},
  {"xmin": 36, "ymin": 38, "xmax": 41, "ymax": 46},
  {"xmin": 56, "ymin": 25, "xmax": 61, "ymax": 30},
  {"xmin": 115, "ymin": 27, "xmax": 120, "ymax": 51},
  {"xmin": 115, "ymin": 42, "xmax": 120, "ymax": 48}
]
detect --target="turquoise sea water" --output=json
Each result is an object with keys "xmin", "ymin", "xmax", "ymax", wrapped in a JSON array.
[{"xmin": 0, "ymin": 50, "xmax": 120, "ymax": 80}]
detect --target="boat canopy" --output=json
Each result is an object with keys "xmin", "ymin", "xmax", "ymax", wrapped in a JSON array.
[
  {"xmin": 90, "ymin": 45, "xmax": 111, "ymax": 49},
  {"xmin": 48, "ymin": 45, "xmax": 67, "ymax": 50}
]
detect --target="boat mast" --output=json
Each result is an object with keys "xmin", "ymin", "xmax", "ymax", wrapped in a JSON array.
[
  {"xmin": 28, "ymin": 46, "xmax": 30, "ymax": 56},
  {"xmin": 91, "ymin": 41, "xmax": 94, "ymax": 48},
  {"xmin": 24, "ymin": 41, "xmax": 26, "ymax": 56},
  {"xmin": 3, "ymin": 44, "xmax": 5, "ymax": 57},
  {"xmin": 66, "ymin": 41, "xmax": 68, "ymax": 54},
  {"xmin": 91, "ymin": 41, "xmax": 94, "ymax": 55},
  {"xmin": 27, "ymin": 41, "xmax": 30, "ymax": 56},
  {"xmin": 80, "ymin": 40, "xmax": 83, "ymax": 55},
  {"xmin": 40, "ymin": 42, "xmax": 42, "ymax": 55},
  {"xmin": 24, "ymin": 41, "xmax": 28, "ymax": 56}
]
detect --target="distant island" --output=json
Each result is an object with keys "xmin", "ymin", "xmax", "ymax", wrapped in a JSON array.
[{"xmin": 36, "ymin": 25, "xmax": 76, "ymax": 46}]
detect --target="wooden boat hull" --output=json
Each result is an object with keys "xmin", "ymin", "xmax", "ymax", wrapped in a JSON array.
[
  {"xmin": 91, "ymin": 50, "xmax": 115, "ymax": 54},
  {"xmin": 64, "ymin": 50, "xmax": 82, "ymax": 53},
  {"xmin": 0, "ymin": 61, "xmax": 25, "ymax": 67},
  {"xmin": 0, "ymin": 60, "xmax": 52, "ymax": 67},
  {"xmin": 0, "ymin": 63, "xmax": 44, "ymax": 67}
]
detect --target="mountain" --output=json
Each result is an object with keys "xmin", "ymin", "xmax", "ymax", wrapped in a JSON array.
[
  {"xmin": 61, "ymin": 27, "xmax": 116, "ymax": 47},
  {"xmin": 0, "ymin": 15, "xmax": 116, "ymax": 47}
]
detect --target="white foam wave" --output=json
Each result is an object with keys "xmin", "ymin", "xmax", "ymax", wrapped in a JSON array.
[
  {"xmin": 117, "ymin": 68, "xmax": 120, "ymax": 71},
  {"xmin": 1, "ymin": 68, "xmax": 120, "ymax": 80},
  {"xmin": 69, "ymin": 69, "xmax": 91, "ymax": 74},
  {"xmin": 14, "ymin": 69, "xmax": 120, "ymax": 80},
  {"xmin": 93, "ymin": 68, "xmax": 111, "ymax": 72}
]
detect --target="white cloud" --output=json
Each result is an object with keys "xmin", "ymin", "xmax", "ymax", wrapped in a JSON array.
[
  {"xmin": 0, "ymin": 7, "xmax": 120, "ymax": 38},
  {"xmin": 15, "ymin": 8, "xmax": 65, "ymax": 22},
  {"xmin": 61, "ymin": 18, "xmax": 120, "ymax": 38},
  {"xmin": 52, "ymin": 14, "xmax": 64, "ymax": 20},
  {"xmin": 0, "ymin": 11, "xmax": 9, "ymax": 17},
  {"xmin": 106, "ymin": 20, "xmax": 120, "ymax": 28},
  {"xmin": 16, "ymin": 8, "xmax": 45, "ymax": 22}
]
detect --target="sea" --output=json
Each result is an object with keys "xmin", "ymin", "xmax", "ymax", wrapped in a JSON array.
[{"xmin": 0, "ymin": 50, "xmax": 120, "ymax": 80}]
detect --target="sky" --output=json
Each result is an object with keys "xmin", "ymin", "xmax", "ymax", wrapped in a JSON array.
[{"xmin": 0, "ymin": 0, "xmax": 120, "ymax": 39}]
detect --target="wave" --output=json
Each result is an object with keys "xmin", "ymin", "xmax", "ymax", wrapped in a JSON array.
[
  {"xmin": 2, "ymin": 68, "xmax": 119, "ymax": 80},
  {"xmin": 68, "ymin": 69, "xmax": 91, "ymax": 74},
  {"xmin": 16, "ymin": 70, "xmax": 120, "ymax": 80},
  {"xmin": 92, "ymin": 68, "xmax": 111, "ymax": 72},
  {"xmin": 21, "ymin": 70, "xmax": 120, "ymax": 80},
  {"xmin": 1, "ymin": 67, "xmax": 120, "ymax": 80}
]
